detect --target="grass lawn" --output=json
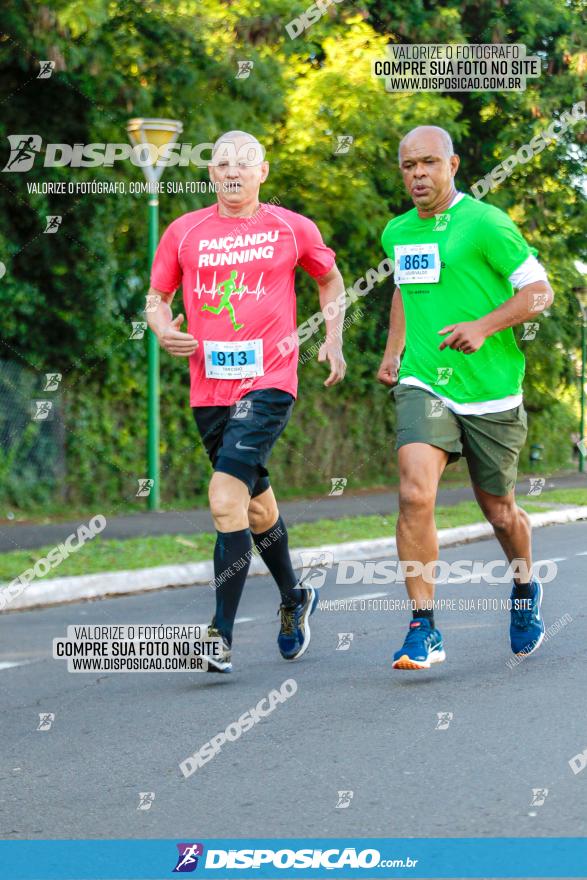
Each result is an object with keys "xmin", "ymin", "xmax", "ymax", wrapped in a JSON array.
[
  {"xmin": 0, "ymin": 499, "xmax": 552, "ymax": 582},
  {"xmin": 524, "ymin": 488, "xmax": 586, "ymax": 505}
]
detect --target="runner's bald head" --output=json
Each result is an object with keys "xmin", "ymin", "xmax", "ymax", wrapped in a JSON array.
[
  {"xmin": 398, "ymin": 126, "xmax": 455, "ymax": 163},
  {"xmin": 211, "ymin": 130, "xmax": 265, "ymax": 166},
  {"xmin": 208, "ymin": 129, "xmax": 269, "ymax": 213},
  {"xmin": 397, "ymin": 125, "xmax": 459, "ymax": 216}
]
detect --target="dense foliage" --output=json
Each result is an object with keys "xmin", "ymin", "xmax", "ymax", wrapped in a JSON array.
[{"xmin": 0, "ymin": 0, "xmax": 585, "ymax": 510}]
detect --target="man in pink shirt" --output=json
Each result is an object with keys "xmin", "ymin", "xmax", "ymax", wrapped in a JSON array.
[{"xmin": 146, "ymin": 130, "xmax": 346, "ymax": 672}]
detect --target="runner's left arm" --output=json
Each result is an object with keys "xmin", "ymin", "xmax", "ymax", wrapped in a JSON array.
[
  {"xmin": 315, "ymin": 264, "xmax": 347, "ymax": 386},
  {"xmin": 439, "ymin": 279, "xmax": 554, "ymax": 354},
  {"xmin": 295, "ymin": 214, "xmax": 346, "ymax": 386},
  {"xmin": 475, "ymin": 279, "xmax": 554, "ymax": 337},
  {"xmin": 439, "ymin": 208, "xmax": 554, "ymax": 354}
]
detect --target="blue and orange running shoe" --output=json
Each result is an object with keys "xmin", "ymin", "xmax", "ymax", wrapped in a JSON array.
[{"xmin": 392, "ymin": 618, "xmax": 446, "ymax": 670}]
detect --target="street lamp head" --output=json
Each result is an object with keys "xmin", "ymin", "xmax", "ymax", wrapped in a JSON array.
[{"xmin": 126, "ymin": 117, "xmax": 183, "ymax": 184}]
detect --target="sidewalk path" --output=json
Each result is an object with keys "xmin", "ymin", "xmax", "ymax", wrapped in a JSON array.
[{"xmin": 1, "ymin": 471, "xmax": 585, "ymax": 553}]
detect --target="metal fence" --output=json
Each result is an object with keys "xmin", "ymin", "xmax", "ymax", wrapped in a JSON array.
[{"xmin": 0, "ymin": 360, "xmax": 65, "ymax": 508}]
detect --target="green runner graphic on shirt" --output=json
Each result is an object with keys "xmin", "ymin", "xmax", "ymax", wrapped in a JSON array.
[{"xmin": 201, "ymin": 270, "xmax": 245, "ymax": 331}]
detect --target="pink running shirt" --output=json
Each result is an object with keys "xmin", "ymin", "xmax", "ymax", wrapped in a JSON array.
[{"xmin": 150, "ymin": 203, "xmax": 336, "ymax": 406}]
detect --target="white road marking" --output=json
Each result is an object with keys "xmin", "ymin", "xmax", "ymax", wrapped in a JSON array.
[
  {"xmin": 0, "ymin": 660, "xmax": 32, "ymax": 671},
  {"xmin": 443, "ymin": 576, "xmax": 482, "ymax": 584},
  {"xmin": 194, "ymin": 616, "xmax": 254, "ymax": 629}
]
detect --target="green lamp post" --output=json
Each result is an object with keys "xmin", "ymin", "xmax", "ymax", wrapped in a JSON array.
[
  {"xmin": 126, "ymin": 118, "xmax": 183, "ymax": 509},
  {"xmin": 575, "ymin": 286, "xmax": 587, "ymax": 474}
]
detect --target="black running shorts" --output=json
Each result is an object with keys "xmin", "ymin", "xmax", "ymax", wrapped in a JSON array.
[{"xmin": 192, "ymin": 388, "xmax": 295, "ymax": 496}]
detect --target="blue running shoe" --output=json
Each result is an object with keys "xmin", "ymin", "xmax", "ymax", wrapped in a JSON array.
[
  {"xmin": 392, "ymin": 618, "xmax": 446, "ymax": 670},
  {"xmin": 510, "ymin": 580, "xmax": 545, "ymax": 656},
  {"xmin": 277, "ymin": 587, "xmax": 318, "ymax": 660}
]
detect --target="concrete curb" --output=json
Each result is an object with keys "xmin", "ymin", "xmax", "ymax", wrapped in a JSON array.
[{"xmin": 2, "ymin": 506, "xmax": 586, "ymax": 612}]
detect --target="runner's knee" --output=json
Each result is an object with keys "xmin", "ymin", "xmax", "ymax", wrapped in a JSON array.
[
  {"xmin": 399, "ymin": 482, "xmax": 436, "ymax": 514},
  {"xmin": 209, "ymin": 483, "xmax": 248, "ymax": 527},
  {"xmin": 482, "ymin": 500, "xmax": 517, "ymax": 533},
  {"xmin": 248, "ymin": 495, "xmax": 278, "ymax": 533}
]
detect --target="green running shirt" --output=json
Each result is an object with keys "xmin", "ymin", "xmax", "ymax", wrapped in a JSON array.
[{"xmin": 381, "ymin": 194, "xmax": 537, "ymax": 404}]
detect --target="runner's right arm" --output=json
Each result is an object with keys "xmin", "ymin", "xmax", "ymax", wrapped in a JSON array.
[
  {"xmin": 146, "ymin": 218, "xmax": 198, "ymax": 358},
  {"xmin": 145, "ymin": 287, "xmax": 198, "ymax": 357},
  {"xmin": 377, "ymin": 287, "xmax": 405, "ymax": 387}
]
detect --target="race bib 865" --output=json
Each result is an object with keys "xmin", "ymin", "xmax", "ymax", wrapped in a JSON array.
[{"xmin": 394, "ymin": 243, "xmax": 441, "ymax": 285}]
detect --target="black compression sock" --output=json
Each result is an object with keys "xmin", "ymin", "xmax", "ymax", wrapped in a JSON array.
[
  {"xmin": 252, "ymin": 515, "xmax": 302, "ymax": 607},
  {"xmin": 413, "ymin": 608, "xmax": 435, "ymax": 629},
  {"xmin": 212, "ymin": 528, "xmax": 253, "ymax": 646}
]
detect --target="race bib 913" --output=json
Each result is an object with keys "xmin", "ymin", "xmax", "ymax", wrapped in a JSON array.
[{"xmin": 204, "ymin": 339, "xmax": 264, "ymax": 380}]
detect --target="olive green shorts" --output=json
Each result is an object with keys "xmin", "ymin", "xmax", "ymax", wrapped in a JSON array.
[{"xmin": 392, "ymin": 383, "xmax": 528, "ymax": 497}]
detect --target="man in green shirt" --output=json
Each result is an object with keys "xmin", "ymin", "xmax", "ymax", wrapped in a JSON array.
[{"xmin": 377, "ymin": 125, "xmax": 554, "ymax": 670}]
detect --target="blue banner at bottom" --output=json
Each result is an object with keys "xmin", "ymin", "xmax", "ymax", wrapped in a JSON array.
[{"xmin": 1, "ymin": 838, "xmax": 586, "ymax": 879}]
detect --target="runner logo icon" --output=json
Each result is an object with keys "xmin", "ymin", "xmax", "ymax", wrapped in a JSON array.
[
  {"xmin": 173, "ymin": 843, "xmax": 204, "ymax": 872},
  {"xmin": 2, "ymin": 135, "xmax": 42, "ymax": 172}
]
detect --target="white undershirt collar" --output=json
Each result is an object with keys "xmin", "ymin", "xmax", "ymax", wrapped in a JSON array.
[{"xmin": 448, "ymin": 191, "xmax": 465, "ymax": 209}]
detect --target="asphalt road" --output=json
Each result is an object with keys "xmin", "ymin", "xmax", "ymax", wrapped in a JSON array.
[{"xmin": 1, "ymin": 521, "xmax": 586, "ymax": 841}]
